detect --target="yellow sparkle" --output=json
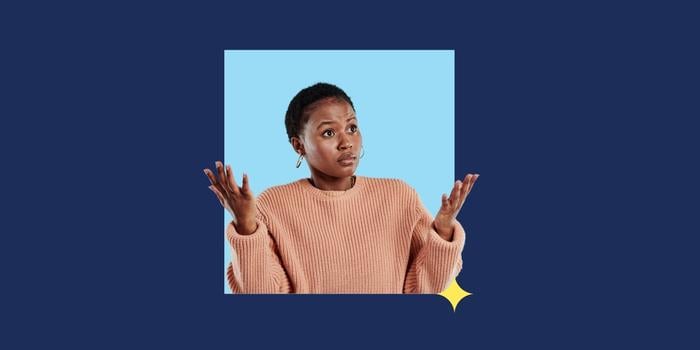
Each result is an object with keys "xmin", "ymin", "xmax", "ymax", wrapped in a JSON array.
[{"xmin": 438, "ymin": 279, "xmax": 471, "ymax": 312}]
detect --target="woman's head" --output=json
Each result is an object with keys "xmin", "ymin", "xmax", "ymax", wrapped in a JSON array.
[{"xmin": 285, "ymin": 83, "xmax": 362, "ymax": 179}]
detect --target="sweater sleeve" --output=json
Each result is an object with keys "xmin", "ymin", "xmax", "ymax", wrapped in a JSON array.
[
  {"xmin": 403, "ymin": 189, "xmax": 466, "ymax": 294},
  {"xmin": 225, "ymin": 216, "xmax": 292, "ymax": 294}
]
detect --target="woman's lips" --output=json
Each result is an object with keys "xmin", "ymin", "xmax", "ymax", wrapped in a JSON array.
[
  {"xmin": 337, "ymin": 153, "xmax": 356, "ymax": 166},
  {"xmin": 338, "ymin": 158, "xmax": 355, "ymax": 166}
]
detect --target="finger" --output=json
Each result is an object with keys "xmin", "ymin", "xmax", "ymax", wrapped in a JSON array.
[
  {"xmin": 203, "ymin": 168, "xmax": 217, "ymax": 186},
  {"xmin": 204, "ymin": 168, "xmax": 227, "ymax": 195},
  {"xmin": 461, "ymin": 174, "xmax": 479, "ymax": 205},
  {"xmin": 465, "ymin": 174, "xmax": 479, "ymax": 196},
  {"xmin": 457, "ymin": 174, "xmax": 471, "ymax": 206},
  {"xmin": 462, "ymin": 173, "xmax": 471, "ymax": 189},
  {"xmin": 450, "ymin": 180, "xmax": 462, "ymax": 201},
  {"xmin": 215, "ymin": 161, "xmax": 227, "ymax": 190},
  {"xmin": 441, "ymin": 193, "xmax": 449, "ymax": 209},
  {"xmin": 226, "ymin": 164, "xmax": 241, "ymax": 196},
  {"xmin": 241, "ymin": 172, "xmax": 251, "ymax": 196},
  {"xmin": 209, "ymin": 185, "xmax": 225, "ymax": 207}
]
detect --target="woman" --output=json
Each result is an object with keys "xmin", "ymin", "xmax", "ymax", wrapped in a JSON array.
[{"xmin": 205, "ymin": 82, "xmax": 479, "ymax": 294}]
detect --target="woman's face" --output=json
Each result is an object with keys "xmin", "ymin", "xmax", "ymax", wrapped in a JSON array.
[{"xmin": 295, "ymin": 97, "xmax": 362, "ymax": 179}]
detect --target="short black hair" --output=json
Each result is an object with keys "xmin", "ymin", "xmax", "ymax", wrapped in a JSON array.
[{"xmin": 285, "ymin": 82, "xmax": 355, "ymax": 142}]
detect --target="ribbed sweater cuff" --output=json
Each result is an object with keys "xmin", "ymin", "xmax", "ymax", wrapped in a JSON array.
[
  {"xmin": 420, "ymin": 221, "xmax": 466, "ymax": 291},
  {"xmin": 226, "ymin": 219, "xmax": 275, "ymax": 293},
  {"xmin": 427, "ymin": 220, "xmax": 466, "ymax": 252},
  {"xmin": 226, "ymin": 219, "xmax": 267, "ymax": 250}
]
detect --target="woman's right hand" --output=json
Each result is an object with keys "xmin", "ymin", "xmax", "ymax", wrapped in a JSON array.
[{"xmin": 204, "ymin": 161, "xmax": 258, "ymax": 235}]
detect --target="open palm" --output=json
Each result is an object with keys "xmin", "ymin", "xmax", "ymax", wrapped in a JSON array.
[
  {"xmin": 433, "ymin": 173, "xmax": 479, "ymax": 240},
  {"xmin": 203, "ymin": 161, "xmax": 258, "ymax": 234}
]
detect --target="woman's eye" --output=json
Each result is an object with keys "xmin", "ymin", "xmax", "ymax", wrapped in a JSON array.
[
  {"xmin": 323, "ymin": 129, "xmax": 335, "ymax": 137},
  {"xmin": 349, "ymin": 125, "xmax": 358, "ymax": 133}
]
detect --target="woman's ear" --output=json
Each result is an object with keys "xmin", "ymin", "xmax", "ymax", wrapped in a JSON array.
[{"xmin": 291, "ymin": 136, "xmax": 304, "ymax": 155}]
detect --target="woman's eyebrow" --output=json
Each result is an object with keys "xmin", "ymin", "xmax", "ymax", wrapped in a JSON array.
[{"xmin": 316, "ymin": 117, "xmax": 357, "ymax": 130}]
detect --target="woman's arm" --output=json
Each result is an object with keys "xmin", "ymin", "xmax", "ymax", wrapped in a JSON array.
[
  {"xmin": 226, "ymin": 218, "xmax": 291, "ymax": 293},
  {"xmin": 403, "ymin": 174, "xmax": 478, "ymax": 293},
  {"xmin": 403, "ymin": 201, "xmax": 466, "ymax": 294},
  {"xmin": 205, "ymin": 161, "xmax": 291, "ymax": 293}
]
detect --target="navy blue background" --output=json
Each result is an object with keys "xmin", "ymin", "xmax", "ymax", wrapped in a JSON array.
[{"xmin": 3, "ymin": 1, "xmax": 698, "ymax": 348}]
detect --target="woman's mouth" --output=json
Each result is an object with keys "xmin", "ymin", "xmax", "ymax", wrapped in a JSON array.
[{"xmin": 337, "ymin": 153, "xmax": 356, "ymax": 166}]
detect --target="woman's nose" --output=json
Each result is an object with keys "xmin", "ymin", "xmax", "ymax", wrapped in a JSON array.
[{"xmin": 338, "ymin": 135, "xmax": 353, "ymax": 150}]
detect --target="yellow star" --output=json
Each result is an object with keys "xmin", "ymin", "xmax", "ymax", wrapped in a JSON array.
[{"xmin": 438, "ymin": 279, "xmax": 471, "ymax": 312}]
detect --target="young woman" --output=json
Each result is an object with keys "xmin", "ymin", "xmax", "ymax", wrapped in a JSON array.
[{"xmin": 205, "ymin": 83, "xmax": 479, "ymax": 293}]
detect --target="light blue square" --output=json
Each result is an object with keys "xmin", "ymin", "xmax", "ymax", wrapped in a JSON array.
[{"xmin": 223, "ymin": 50, "xmax": 454, "ymax": 293}]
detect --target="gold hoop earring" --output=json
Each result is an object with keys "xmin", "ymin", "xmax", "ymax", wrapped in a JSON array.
[{"xmin": 296, "ymin": 154, "xmax": 304, "ymax": 168}]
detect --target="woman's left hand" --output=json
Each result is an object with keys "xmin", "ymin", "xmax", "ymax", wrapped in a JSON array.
[{"xmin": 433, "ymin": 173, "xmax": 480, "ymax": 241}]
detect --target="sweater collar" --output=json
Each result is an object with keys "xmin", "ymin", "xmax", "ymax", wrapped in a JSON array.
[{"xmin": 297, "ymin": 175, "xmax": 365, "ymax": 200}]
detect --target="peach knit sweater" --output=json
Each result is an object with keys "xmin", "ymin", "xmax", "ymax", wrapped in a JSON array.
[{"xmin": 225, "ymin": 176, "xmax": 466, "ymax": 294}]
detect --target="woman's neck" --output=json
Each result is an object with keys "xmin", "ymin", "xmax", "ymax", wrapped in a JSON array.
[{"xmin": 308, "ymin": 172, "xmax": 356, "ymax": 191}]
